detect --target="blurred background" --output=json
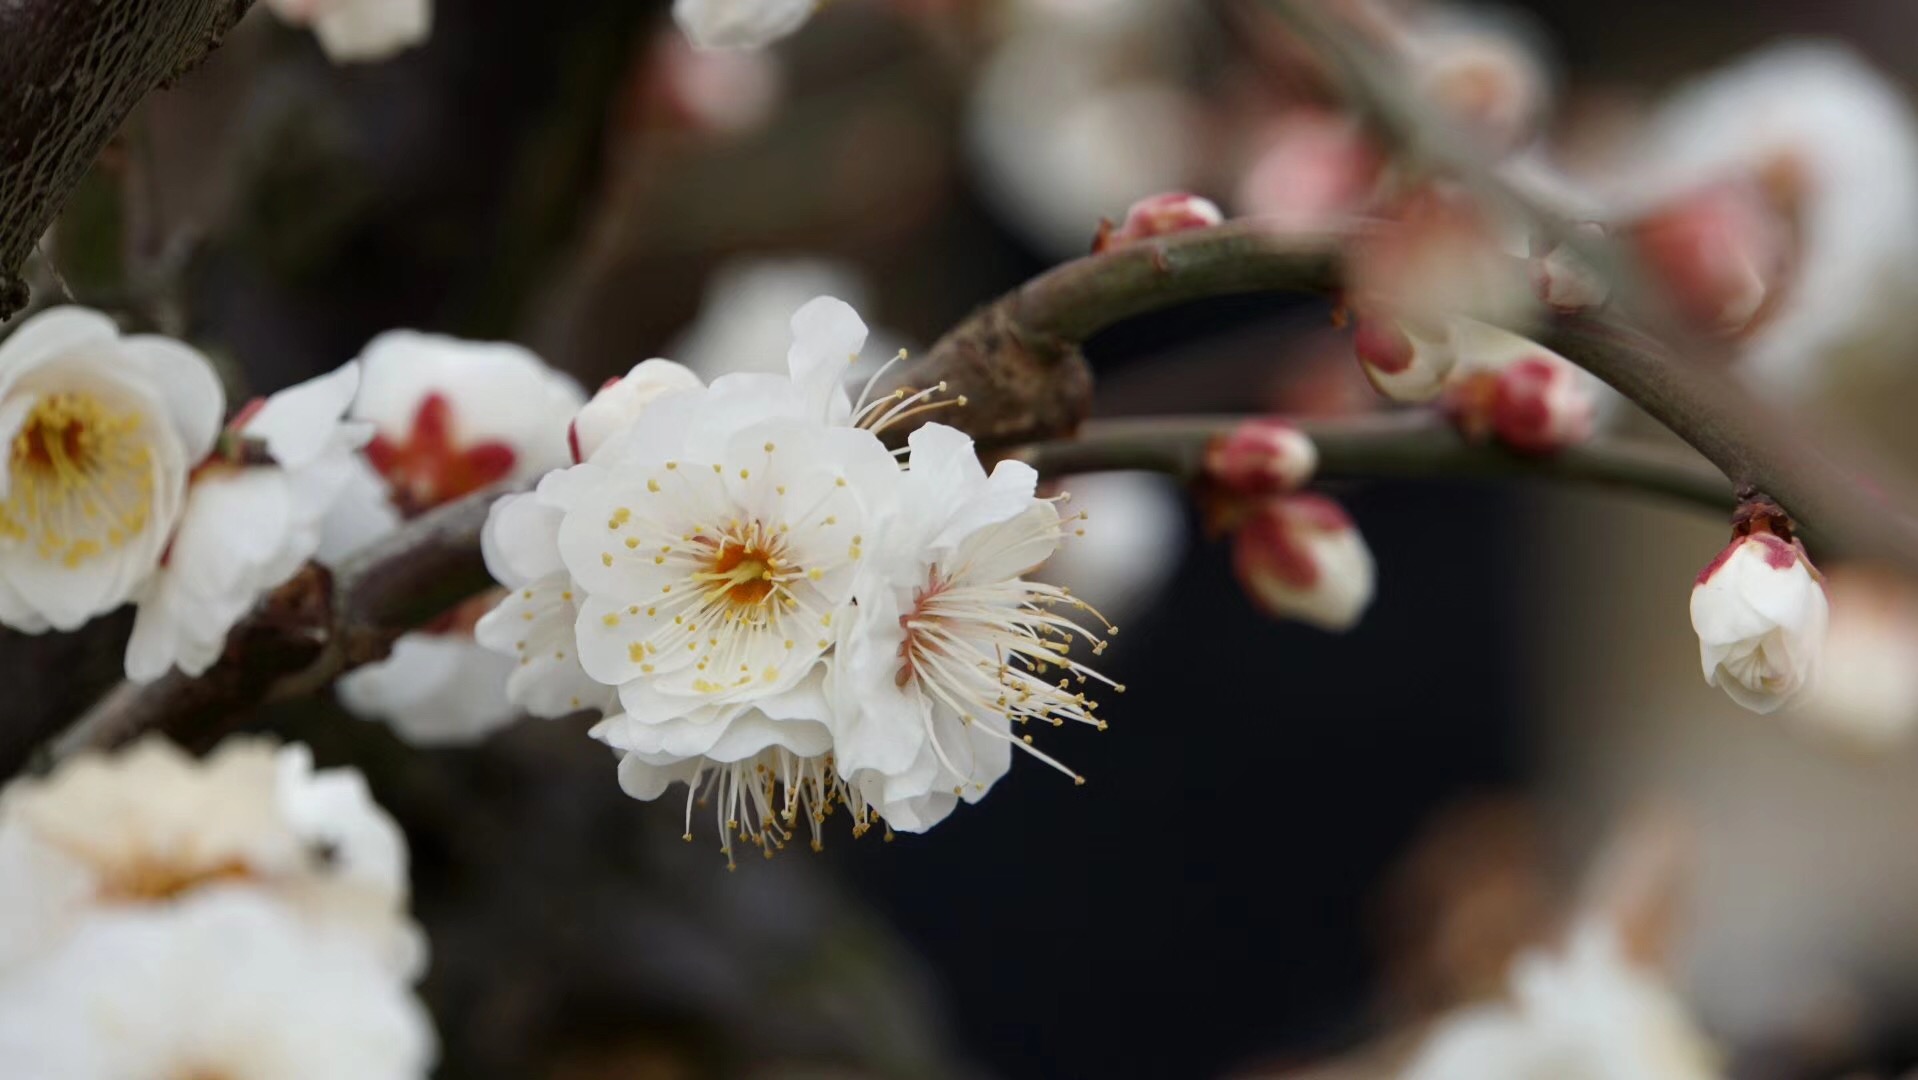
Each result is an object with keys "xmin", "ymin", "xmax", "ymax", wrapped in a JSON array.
[{"xmin": 13, "ymin": 0, "xmax": 1918, "ymax": 1076}]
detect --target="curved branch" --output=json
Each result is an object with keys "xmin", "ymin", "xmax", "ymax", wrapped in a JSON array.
[
  {"xmin": 0, "ymin": 0, "xmax": 254, "ymax": 318},
  {"xmin": 1015, "ymin": 412, "xmax": 1733, "ymax": 515}
]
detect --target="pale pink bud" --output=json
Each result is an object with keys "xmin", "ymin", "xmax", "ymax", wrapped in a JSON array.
[
  {"xmin": 1205, "ymin": 418, "xmax": 1318, "ymax": 496},
  {"xmin": 1232, "ymin": 494, "xmax": 1375, "ymax": 632},
  {"xmin": 1531, "ymin": 224, "xmax": 1611, "ymax": 313},
  {"xmin": 1233, "ymin": 110, "xmax": 1384, "ymax": 231},
  {"xmin": 1691, "ymin": 528, "xmax": 1828, "ymax": 714},
  {"xmin": 568, "ymin": 359, "xmax": 704, "ymax": 463},
  {"xmin": 1353, "ymin": 315, "xmax": 1456, "ymax": 403},
  {"xmin": 1092, "ymin": 192, "xmax": 1225, "ymax": 253},
  {"xmin": 1627, "ymin": 179, "xmax": 1793, "ymax": 337}
]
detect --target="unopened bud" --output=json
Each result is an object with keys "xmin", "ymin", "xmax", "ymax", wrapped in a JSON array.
[
  {"xmin": 1440, "ymin": 322, "xmax": 1596, "ymax": 454},
  {"xmin": 1232, "ymin": 494, "xmax": 1375, "ymax": 632},
  {"xmin": 1411, "ymin": 27, "xmax": 1548, "ymax": 154},
  {"xmin": 1353, "ymin": 315, "xmax": 1457, "ymax": 403},
  {"xmin": 1626, "ymin": 179, "xmax": 1794, "ymax": 337},
  {"xmin": 1346, "ymin": 184, "xmax": 1537, "ymax": 332},
  {"xmin": 1093, "ymin": 192, "xmax": 1225, "ymax": 253},
  {"xmin": 1691, "ymin": 510, "xmax": 1827, "ymax": 714},
  {"xmin": 569, "ymin": 359, "xmax": 704, "ymax": 463},
  {"xmin": 1205, "ymin": 419, "xmax": 1318, "ymax": 496}
]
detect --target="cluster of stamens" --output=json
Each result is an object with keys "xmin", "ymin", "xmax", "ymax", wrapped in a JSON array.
[
  {"xmin": 0, "ymin": 392, "xmax": 155, "ymax": 568},
  {"xmin": 681, "ymin": 749, "xmax": 880, "ymax": 869}
]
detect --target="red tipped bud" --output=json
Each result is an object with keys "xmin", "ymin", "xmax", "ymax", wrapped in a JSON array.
[
  {"xmin": 1353, "ymin": 316, "xmax": 1456, "ymax": 403},
  {"xmin": 1205, "ymin": 418, "xmax": 1318, "ymax": 496},
  {"xmin": 1232, "ymin": 494, "xmax": 1375, "ymax": 632},
  {"xmin": 1441, "ymin": 323, "xmax": 1596, "ymax": 454},
  {"xmin": 1093, "ymin": 192, "xmax": 1225, "ymax": 253}
]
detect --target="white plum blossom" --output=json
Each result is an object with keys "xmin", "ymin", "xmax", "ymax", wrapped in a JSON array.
[
  {"xmin": 1691, "ymin": 527, "xmax": 1829, "ymax": 714},
  {"xmin": 1403, "ymin": 923, "xmax": 1720, "ymax": 1080},
  {"xmin": 1617, "ymin": 44, "xmax": 1918, "ymax": 399},
  {"xmin": 674, "ymin": 0, "xmax": 817, "ymax": 51},
  {"xmin": 125, "ymin": 363, "xmax": 369, "ymax": 682},
  {"xmin": 472, "ymin": 486, "xmax": 617, "ymax": 720},
  {"xmin": 332, "ymin": 331, "xmax": 585, "ymax": 744},
  {"xmin": 830, "ymin": 423, "xmax": 1117, "ymax": 832},
  {"xmin": 1231, "ymin": 494, "xmax": 1375, "ymax": 632},
  {"xmin": 264, "ymin": 0, "xmax": 432, "ymax": 64},
  {"xmin": 0, "ymin": 307, "xmax": 222, "ymax": 634},
  {"xmin": 0, "ymin": 736, "xmax": 419, "ymax": 977},
  {"xmin": 570, "ymin": 359, "xmax": 705, "ymax": 464},
  {"xmin": 0, "ymin": 889, "xmax": 435, "ymax": 1080}
]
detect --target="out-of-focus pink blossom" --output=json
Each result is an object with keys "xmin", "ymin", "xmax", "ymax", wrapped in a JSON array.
[{"xmin": 1092, "ymin": 192, "xmax": 1224, "ymax": 253}]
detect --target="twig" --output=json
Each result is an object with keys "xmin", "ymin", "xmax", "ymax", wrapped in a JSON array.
[
  {"xmin": 1013, "ymin": 412, "xmax": 1734, "ymax": 515},
  {"xmin": 0, "ymin": 0, "xmax": 256, "ymax": 319}
]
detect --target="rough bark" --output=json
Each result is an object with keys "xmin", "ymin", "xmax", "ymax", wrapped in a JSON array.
[{"xmin": 0, "ymin": 0, "xmax": 252, "ymax": 318}]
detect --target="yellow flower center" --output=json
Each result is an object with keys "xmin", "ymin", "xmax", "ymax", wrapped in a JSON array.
[
  {"xmin": 0, "ymin": 391, "xmax": 155, "ymax": 567},
  {"xmin": 97, "ymin": 854, "xmax": 254, "ymax": 903}
]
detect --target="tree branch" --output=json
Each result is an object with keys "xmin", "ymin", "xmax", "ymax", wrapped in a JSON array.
[
  {"xmin": 0, "ymin": 0, "xmax": 252, "ymax": 319},
  {"xmin": 1013, "ymin": 412, "xmax": 1734, "ymax": 515}
]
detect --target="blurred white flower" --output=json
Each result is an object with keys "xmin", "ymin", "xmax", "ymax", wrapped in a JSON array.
[
  {"xmin": 1403, "ymin": 922, "xmax": 1720, "ymax": 1080},
  {"xmin": 646, "ymin": 31, "xmax": 785, "ymax": 135},
  {"xmin": 338, "ymin": 629, "xmax": 520, "ymax": 746},
  {"xmin": 1618, "ymin": 44, "xmax": 1918, "ymax": 400},
  {"xmin": 968, "ymin": 7, "xmax": 1198, "ymax": 257},
  {"xmin": 0, "ymin": 307, "xmax": 222, "ymax": 634},
  {"xmin": 570, "ymin": 359, "xmax": 705, "ymax": 464},
  {"xmin": 1792, "ymin": 564, "xmax": 1918, "ymax": 746},
  {"xmin": 1347, "ymin": 185, "xmax": 1538, "ymax": 334},
  {"xmin": 1624, "ymin": 179, "xmax": 1790, "ymax": 338},
  {"xmin": 265, "ymin": 0, "xmax": 431, "ymax": 64},
  {"xmin": 334, "ymin": 332, "xmax": 584, "ymax": 743},
  {"xmin": 669, "ymin": 257, "xmax": 898, "ymax": 384},
  {"xmin": 674, "ymin": 0, "xmax": 817, "ymax": 50},
  {"xmin": 1691, "ymin": 526, "xmax": 1828, "ymax": 715},
  {"xmin": 828, "ymin": 423, "xmax": 1115, "ymax": 832},
  {"xmin": 1401, "ymin": 10, "xmax": 1552, "ymax": 154},
  {"xmin": 1034, "ymin": 470, "xmax": 1185, "ymax": 629},
  {"xmin": 1231, "ymin": 494, "xmax": 1374, "ymax": 632},
  {"xmin": 125, "ymin": 363, "xmax": 368, "ymax": 682},
  {"xmin": 0, "ymin": 737, "xmax": 418, "ymax": 977},
  {"xmin": 0, "ymin": 889, "xmax": 434, "ymax": 1080}
]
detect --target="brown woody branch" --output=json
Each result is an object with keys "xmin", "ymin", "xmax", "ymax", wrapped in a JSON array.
[{"xmin": 0, "ymin": 0, "xmax": 253, "ymax": 319}]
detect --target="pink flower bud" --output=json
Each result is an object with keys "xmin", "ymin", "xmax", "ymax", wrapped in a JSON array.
[
  {"xmin": 1205, "ymin": 418, "xmax": 1318, "ymax": 496},
  {"xmin": 568, "ymin": 359, "xmax": 704, "ymax": 463},
  {"xmin": 1092, "ymin": 192, "xmax": 1225, "ymax": 253},
  {"xmin": 1626, "ymin": 179, "xmax": 1794, "ymax": 337},
  {"xmin": 1232, "ymin": 494, "xmax": 1375, "ymax": 632},
  {"xmin": 1691, "ymin": 527, "xmax": 1828, "ymax": 714},
  {"xmin": 1440, "ymin": 322, "xmax": 1596, "ymax": 454},
  {"xmin": 1233, "ymin": 110, "xmax": 1384, "ymax": 232},
  {"xmin": 1353, "ymin": 315, "xmax": 1456, "ymax": 403}
]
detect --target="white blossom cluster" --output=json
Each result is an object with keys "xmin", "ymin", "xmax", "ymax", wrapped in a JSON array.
[
  {"xmin": 0, "ymin": 309, "xmax": 593, "ymax": 748},
  {"xmin": 475, "ymin": 296, "xmax": 1119, "ymax": 861},
  {"xmin": 0, "ymin": 738, "xmax": 434, "ymax": 1078}
]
